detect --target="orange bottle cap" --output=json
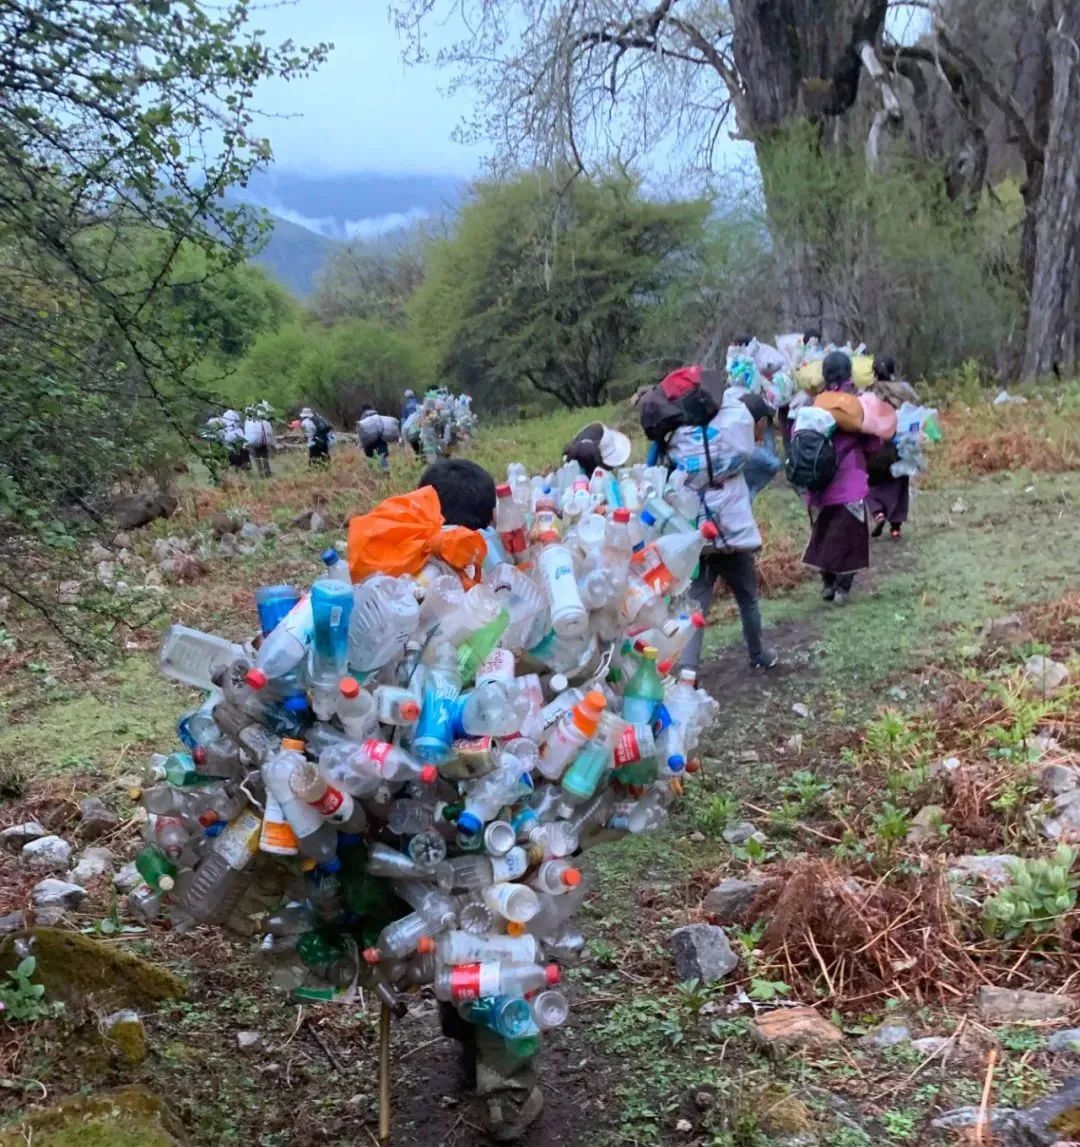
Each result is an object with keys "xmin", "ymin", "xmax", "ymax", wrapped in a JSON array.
[
  {"xmin": 506, "ymin": 921, "xmax": 526, "ymax": 937},
  {"xmin": 400, "ymin": 700, "xmax": 421, "ymax": 721},
  {"xmin": 281, "ymin": 738, "xmax": 306, "ymax": 751},
  {"xmin": 561, "ymin": 867, "xmax": 582, "ymax": 888},
  {"xmin": 340, "ymin": 677, "xmax": 360, "ymax": 699},
  {"xmin": 362, "ymin": 947, "xmax": 382, "ymax": 964},
  {"xmin": 416, "ymin": 936, "xmax": 436, "ymax": 955}
]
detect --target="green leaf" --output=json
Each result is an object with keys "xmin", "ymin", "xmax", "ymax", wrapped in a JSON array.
[{"xmin": 15, "ymin": 957, "xmax": 36, "ymax": 979}]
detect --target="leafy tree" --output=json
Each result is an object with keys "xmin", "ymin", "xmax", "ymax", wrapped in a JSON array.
[
  {"xmin": 313, "ymin": 232, "xmax": 428, "ymax": 327},
  {"xmin": 0, "ymin": 0, "xmax": 327, "ymax": 642},
  {"xmin": 411, "ymin": 172, "xmax": 709, "ymax": 408}
]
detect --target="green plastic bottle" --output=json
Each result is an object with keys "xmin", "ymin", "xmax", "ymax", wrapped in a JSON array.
[
  {"xmin": 146, "ymin": 751, "xmax": 209, "ymax": 787},
  {"xmin": 135, "ymin": 845, "xmax": 178, "ymax": 892},
  {"xmin": 457, "ymin": 608, "xmax": 510, "ymax": 684},
  {"xmin": 622, "ymin": 646, "xmax": 664, "ymax": 726}
]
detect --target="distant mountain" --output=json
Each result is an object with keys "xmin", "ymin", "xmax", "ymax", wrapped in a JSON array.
[{"xmin": 240, "ymin": 169, "xmax": 464, "ymax": 297}]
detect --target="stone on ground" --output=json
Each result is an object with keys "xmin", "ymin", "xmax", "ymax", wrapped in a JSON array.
[
  {"xmin": 69, "ymin": 846, "xmax": 116, "ymax": 886},
  {"xmin": 102, "ymin": 1009, "xmax": 149, "ymax": 1064},
  {"xmin": 753, "ymin": 1007, "xmax": 844, "ymax": 1052},
  {"xmin": 0, "ymin": 821, "xmax": 46, "ymax": 851},
  {"xmin": 0, "ymin": 1086, "xmax": 187, "ymax": 1147},
  {"xmin": 669, "ymin": 923, "xmax": 738, "ymax": 983},
  {"xmin": 1038, "ymin": 763, "xmax": 1080, "ymax": 796},
  {"xmin": 721, "ymin": 820, "xmax": 759, "ymax": 845},
  {"xmin": 21, "ymin": 835, "xmax": 72, "ymax": 873},
  {"xmin": 906, "ymin": 804, "xmax": 946, "ymax": 845},
  {"xmin": 78, "ymin": 796, "xmax": 120, "ymax": 840},
  {"xmin": 1024, "ymin": 655, "xmax": 1070, "ymax": 698},
  {"xmin": 1046, "ymin": 1029, "xmax": 1080, "ymax": 1053},
  {"xmin": 702, "ymin": 876, "xmax": 769, "ymax": 921},
  {"xmin": 865, "ymin": 1024, "xmax": 910, "ymax": 1048},
  {"xmin": 31, "ymin": 879, "xmax": 86, "ymax": 912},
  {"xmin": 977, "ymin": 986, "xmax": 1076, "ymax": 1023},
  {"xmin": 236, "ymin": 1030, "xmax": 262, "ymax": 1052},
  {"xmin": 114, "ymin": 860, "xmax": 143, "ymax": 893}
]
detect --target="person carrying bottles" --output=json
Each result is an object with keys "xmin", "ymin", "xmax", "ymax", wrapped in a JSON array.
[
  {"xmin": 801, "ymin": 351, "xmax": 881, "ymax": 604},
  {"xmin": 865, "ymin": 356, "xmax": 918, "ymax": 541},
  {"xmin": 400, "ymin": 389, "xmax": 422, "ymax": 456},
  {"xmin": 357, "ymin": 404, "xmax": 391, "ymax": 471},
  {"xmin": 298, "ymin": 406, "xmax": 332, "ymax": 467},
  {"xmin": 243, "ymin": 402, "xmax": 275, "ymax": 478}
]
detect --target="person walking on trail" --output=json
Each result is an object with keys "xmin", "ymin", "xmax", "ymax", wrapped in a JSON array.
[
  {"xmin": 215, "ymin": 409, "xmax": 250, "ymax": 471},
  {"xmin": 401, "ymin": 388, "xmax": 418, "ymax": 423},
  {"xmin": 357, "ymin": 404, "xmax": 391, "ymax": 472},
  {"xmin": 299, "ymin": 406, "xmax": 332, "ymax": 467},
  {"xmin": 865, "ymin": 356, "xmax": 917, "ymax": 541},
  {"xmin": 243, "ymin": 402, "xmax": 275, "ymax": 478},
  {"xmin": 401, "ymin": 390, "xmax": 422, "ymax": 457},
  {"xmin": 801, "ymin": 351, "xmax": 881, "ymax": 605}
]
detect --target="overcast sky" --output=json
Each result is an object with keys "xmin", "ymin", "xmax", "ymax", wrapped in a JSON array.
[{"xmin": 252, "ymin": 1, "xmax": 483, "ymax": 176}]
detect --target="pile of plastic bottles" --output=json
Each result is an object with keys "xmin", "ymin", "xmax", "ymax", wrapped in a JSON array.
[
  {"xmin": 135, "ymin": 458, "xmax": 718, "ymax": 1056},
  {"xmin": 405, "ymin": 388, "xmax": 478, "ymax": 463},
  {"xmin": 891, "ymin": 402, "xmax": 941, "ymax": 478}
]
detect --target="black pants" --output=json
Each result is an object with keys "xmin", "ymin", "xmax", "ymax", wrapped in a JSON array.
[
  {"xmin": 308, "ymin": 440, "xmax": 330, "ymax": 466},
  {"xmin": 822, "ymin": 571, "xmax": 855, "ymax": 593},
  {"xmin": 251, "ymin": 443, "xmax": 271, "ymax": 477},
  {"xmin": 227, "ymin": 446, "xmax": 250, "ymax": 470},
  {"xmin": 681, "ymin": 550, "xmax": 764, "ymax": 669},
  {"xmin": 363, "ymin": 438, "xmax": 390, "ymax": 469}
]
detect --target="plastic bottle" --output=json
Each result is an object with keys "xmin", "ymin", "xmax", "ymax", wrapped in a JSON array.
[
  {"xmin": 255, "ymin": 585, "xmax": 301, "ymax": 636},
  {"xmin": 261, "ymin": 740, "xmax": 340, "ymax": 864},
  {"xmin": 348, "ymin": 574, "xmax": 420, "ymax": 673},
  {"xmin": 528, "ymin": 858, "xmax": 583, "ymax": 896},
  {"xmin": 495, "ymin": 482, "xmax": 528, "ymax": 559},
  {"xmin": 537, "ymin": 691, "xmax": 606, "ymax": 781},
  {"xmin": 418, "ymin": 575, "xmax": 465, "ymax": 635},
  {"xmin": 308, "ymin": 579, "xmax": 354, "ymax": 688},
  {"xmin": 622, "ymin": 646, "xmax": 665, "ymax": 725},
  {"xmin": 321, "ymin": 548, "xmax": 352, "ymax": 585},
  {"xmin": 560, "ymin": 711, "xmax": 627, "ymax": 803},
  {"xmin": 457, "ymin": 758, "xmax": 535, "ymax": 836},
  {"xmin": 413, "ymin": 642, "xmax": 462, "ymax": 765},
  {"xmin": 460, "ymin": 995, "xmax": 534, "ymax": 1039},
  {"xmin": 429, "ymin": 930, "xmax": 539, "ymax": 966},
  {"xmin": 135, "ymin": 845, "xmax": 177, "ymax": 892},
  {"xmin": 372, "ymin": 685, "xmax": 421, "ymax": 726},
  {"xmin": 435, "ymin": 846, "xmax": 530, "ymax": 891},
  {"xmin": 255, "ymin": 595, "xmax": 313, "ymax": 680},
  {"xmin": 366, "ymin": 843, "xmax": 436, "ymax": 879},
  {"xmin": 458, "ymin": 608, "xmax": 509, "ymax": 684},
  {"xmin": 337, "ymin": 677, "xmax": 379, "ymax": 741},
  {"xmin": 288, "ymin": 758, "xmax": 368, "ymax": 833},
  {"xmin": 490, "ymin": 564, "xmax": 550, "ymax": 650},
  {"xmin": 158, "ymin": 624, "xmax": 246, "ymax": 691},
  {"xmin": 145, "ymin": 752, "xmax": 208, "ymax": 788},
  {"xmin": 538, "ymin": 543, "xmax": 588, "ymax": 638},
  {"xmin": 453, "ymin": 680, "xmax": 529, "ymax": 738},
  {"xmin": 612, "ymin": 720, "xmax": 660, "ymax": 786},
  {"xmin": 171, "ymin": 809, "xmax": 261, "ymax": 924},
  {"xmin": 434, "ymin": 961, "xmax": 559, "ymax": 1002},
  {"xmin": 633, "ymin": 523, "xmax": 718, "ymax": 596},
  {"xmin": 657, "ymin": 669, "xmax": 703, "ymax": 772}
]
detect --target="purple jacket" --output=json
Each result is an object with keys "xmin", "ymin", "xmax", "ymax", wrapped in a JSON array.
[{"xmin": 804, "ymin": 383, "xmax": 881, "ymax": 509}]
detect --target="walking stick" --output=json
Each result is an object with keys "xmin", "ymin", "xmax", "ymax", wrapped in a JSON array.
[{"xmin": 379, "ymin": 1002, "xmax": 392, "ymax": 1144}]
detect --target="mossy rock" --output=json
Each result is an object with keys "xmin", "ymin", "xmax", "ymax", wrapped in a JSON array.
[
  {"xmin": 0, "ymin": 930, "xmax": 184, "ymax": 1010},
  {"xmin": 742, "ymin": 1085, "xmax": 813, "ymax": 1136},
  {"xmin": 0, "ymin": 1086, "xmax": 188, "ymax": 1147}
]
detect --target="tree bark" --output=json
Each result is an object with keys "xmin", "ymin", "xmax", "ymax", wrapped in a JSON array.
[{"xmin": 1023, "ymin": 0, "xmax": 1080, "ymax": 380}]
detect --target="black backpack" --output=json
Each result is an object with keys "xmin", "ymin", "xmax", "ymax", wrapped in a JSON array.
[
  {"xmin": 638, "ymin": 366, "xmax": 721, "ymax": 445},
  {"xmin": 786, "ymin": 430, "xmax": 838, "ymax": 492}
]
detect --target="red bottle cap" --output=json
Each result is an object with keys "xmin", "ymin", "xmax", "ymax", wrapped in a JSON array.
[
  {"xmin": 690, "ymin": 612, "xmax": 706, "ymax": 628},
  {"xmin": 197, "ymin": 810, "xmax": 219, "ymax": 828},
  {"xmin": 339, "ymin": 676, "xmax": 360, "ymax": 699},
  {"xmin": 245, "ymin": 667, "xmax": 268, "ymax": 690},
  {"xmin": 544, "ymin": 964, "xmax": 562, "ymax": 986},
  {"xmin": 561, "ymin": 867, "xmax": 582, "ymax": 888},
  {"xmin": 496, "ymin": 483, "xmax": 512, "ymax": 497},
  {"xmin": 362, "ymin": 947, "xmax": 382, "ymax": 965},
  {"xmin": 416, "ymin": 936, "xmax": 437, "ymax": 955},
  {"xmin": 684, "ymin": 757, "xmax": 702, "ymax": 774},
  {"xmin": 419, "ymin": 765, "xmax": 439, "ymax": 785},
  {"xmin": 700, "ymin": 521, "xmax": 719, "ymax": 541},
  {"xmin": 192, "ymin": 745, "xmax": 208, "ymax": 765},
  {"xmin": 400, "ymin": 699, "xmax": 420, "ymax": 722},
  {"xmin": 657, "ymin": 658, "xmax": 674, "ymax": 676},
  {"xmin": 613, "ymin": 508, "xmax": 631, "ymax": 523}
]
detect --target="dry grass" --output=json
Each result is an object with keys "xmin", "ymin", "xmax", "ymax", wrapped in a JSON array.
[{"xmin": 932, "ymin": 403, "xmax": 1080, "ymax": 479}]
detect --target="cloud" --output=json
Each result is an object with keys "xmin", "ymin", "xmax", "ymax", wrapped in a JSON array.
[
  {"xmin": 344, "ymin": 207, "xmax": 430, "ymax": 240},
  {"xmin": 253, "ymin": 200, "xmax": 340, "ymax": 238}
]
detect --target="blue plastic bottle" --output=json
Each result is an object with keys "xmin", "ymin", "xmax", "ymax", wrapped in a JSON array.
[
  {"xmin": 254, "ymin": 585, "xmax": 300, "ymax": 638},
  {"xmin": 308, "ymin": 579, "xmax": 354, "ymax": 688}
]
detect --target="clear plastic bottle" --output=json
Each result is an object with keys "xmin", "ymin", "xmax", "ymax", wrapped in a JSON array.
[
  {"xmin": 460, "ymin": 995, "xmax": 534, "ymax": 1039},
  {"xmin": 308, "ymin": 579, "xmax": 354, "ymax": 688},
  {"xmin": 434, "ymin": 846, "xmax": 530, "ymax": 891},
  {"xmin": 538, "ymin": 543, "xmax": 588, "ymax": 639},
  {"xmin": 288, "ymin": 758, "xmax": 368, "ymax": 833},
  {"xmin": 320, "ymin": 547, "xmax": 352, "ymax": 585},
  {"xmin": 428, "ymin": 930, "xmax": 539, "ymax": 966},
  {"xmin": 457, "ymin": 757, "xmax": 535, "ymax": 836},
  {"xmin": 632, "ymin": 523, "xmax": 718, "ymax": 596},
  {"xmin": 528, "ymin": 858, "xmax": 583, "ymax": 895},
  {"xmin": 145, "ymin": 751, "xmax": 208, "ymax": 788},
  {"xmin": 418, "ymin": 575, "xmax": 465, "ymax": 634},
  {"xmin": 482, "ymin": 881, "xmax": 540, "ymax": 924},
  {"xmin": 372, "ymin": 685, "xmax": 421, "ymax": 726},
  {"xmin": 321, "ymin": 739, "xmax": 436, "ymax": 797},
  {"xmin": 434, "ymin": 961, "xmax": 559, "ymax": 1002},
  {"xmin": 255, "ymin": 595, "xmax": 313, "ymax": 680},
  {"xmin": 158, "ymin": 624, "xmax": 246, "ymax": 691},
  {"xmin": 261, "ymin": 739, "xmax": 340, "ymax": 863},
  {"xmin": 366, "ymin": 842, "xmax": 435, "ymax": 879},
  {"xmin": 453, "ymin": 680, "xmax": 529, "ymax": 737},
  {"xmin": 495, "ymin": 482, "xmax": 528, "ymax": 560},
  {"xmin": 561, "ymin": 709, "xmax": 627, "ymax": 803},
  {"xmin": 537, "ymin": 691, "xmax": 606, "ymax": 782},
  {"xmin": 337, "ymin": 677, "xmax": 378, "ymax": 741},
  {"xmin": 531, "ymin": 989, "xmax": 570, "ymax": 1030},
  {"xmin": 171, "ymin": 809, "xmax": 261, "ymax": 924},
  {"xmin": 348, "ymin": 574, "xmax": 420, "ymax": 673}
]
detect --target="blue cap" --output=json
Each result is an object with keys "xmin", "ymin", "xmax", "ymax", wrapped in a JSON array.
[
  {"xmin": 641, "ymin": 509, "xmax": 657, "ymax": 527},
  {"xmin": 319, "ymin": 856, "xmax": 342, "ymax": 874},
  {"xmin": 204, "ymin": 821, "xmax": 226, "ymax": 838},
  {"xmin": 668, "ymin": 754, "xmax": 686, "ymax": 774},
  {"xmin": 336, "ymin": 833, "xmax": 361, "ymax": 848},
  {"xmin": 283, "ymin": 695, "xmax": 310, "ymax": 713},
  {"xmin": 457, "ymin": 811, "xmax": 483, "ymax": 836},
  {"xmin": 321, "ymin": 547, "xmax": 340, "ymax": 566}
]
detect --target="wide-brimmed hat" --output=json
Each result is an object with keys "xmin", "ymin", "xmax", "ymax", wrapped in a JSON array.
[
  {"xmin": 300, "ymin": 407, "xmax": 314, "ymax": 418},
  {"xmin": 571, "ymin": 422, "xmax": 632, "ymax": 468}
]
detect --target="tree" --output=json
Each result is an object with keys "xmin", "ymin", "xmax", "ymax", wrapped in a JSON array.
[
  {"xmin": 0, "ymin": 0, "xmax": 326, "ymax": 643},
  {"xmin": 410, "ymin": 172, "xmax": 709, "ymax": 408},
  {"xmin": 313, "ymin": 232, "xmax": 428, "ymax": 326}
]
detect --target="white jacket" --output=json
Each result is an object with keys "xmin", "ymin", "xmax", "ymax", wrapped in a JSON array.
[{"xmin": 667, "ymin": 389, "xmax": 762, "ymax": 553}]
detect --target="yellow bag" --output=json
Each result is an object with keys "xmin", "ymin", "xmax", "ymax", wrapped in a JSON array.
[
  {"xmin": 852, "ymin": 355, "xmax": 875, "ymax": 389},
  {"xmin": 794, "ymin": 360, "xmax": 824, "ymax": 393}
]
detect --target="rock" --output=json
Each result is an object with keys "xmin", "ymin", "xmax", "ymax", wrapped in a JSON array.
[
  {"xmin": 1047, "ymin": 1030, "xmax": 1080, "ymax": 1054},
  {"xmin": 675, "ymin": 1118, "xmax": 693, "ymax": 1133},
  {"xmin": 34, "ymin": 906, "xmax": 66, "ymax": 927},
  {"xmin": 703, "ymin": 876, "xmax": 769, "ymax": 921},
  {"xmin": 290, "ymin": 509, "xmax": 315, "ymax": 529},
  {"xmin": 1025, "ymin": 655, "xmax": 1071, "ymax": 698},
  {"xmin": 1012, "ymin": 1077, "xmax": 1080, "ymax": 1145},
  {"xmin": 109, "ymin": 490, "xmax": 178, "ymax": 530},
  {"xmin": 70, "ymin": 846, "xmax": 115, "ymax": 886},
  {"xmin": 79, "ymin": 796, "xmax": 120, "ymax": 840},
  {"xmin": 951, "ymin": 497, "xmax": 968, "ymax": 513},
  {"xmin": 687, "ymin": 830, "xmax": 706, "ymax": 843},
  {"xmin": 0, "ymin": 911, "xmax": 25, "ymax": 935},
  {"xmin": 670, "ymin": 923, "xmax": 738, "ymax": 983},
  {"xmin": 792, "ymin": 703, "xmax": 810, "ymax": 719},
  {"xmin": 21, "ymin": 835, "xmax": 72, "ymax": 873},
  {"xmin": 208, "ymin": 511, "xmax": 240, "ymax": 537},
  {"xmin": 102, "ymin": 1009, "xmax": 148, "ymax": 1064},
  {"xmin": 906, "ymin": 804, "xmax": 946, "ymax": 846},
  {"xmin": 31, "ymin": 878, "xmax": 87, "ymax": 911},
  {"xmin": 911, "ymin": 1036, "xmax": 951, "ymax": 1056},
  {"xmin": 57, "ymin": 579, "xmax": 82, "ymax": 605},
  {"xmin": 866, "ymin": 1024, "xmax": 911, "ymax": 1049},
  {"xmin": 1039, "ymin": 764, "xmax": 1080, "ymax": 797},
  {"xmin": 753, "ymin": 1007, "xmax": 844, "ymax": 1052},
  {"xmin": 114, "ymin": 861, "xmax": 143, "ymax": 893},
  {"xmin": 1041, "ymin": 790, "xmax": 1080, "ymax": 843},
  {"xmin": 89, "ymin": 541, "xmax": 114, "ymax": 562},
  {"xmin": 159, "ymin": 554, "xmax": 205, "ymax": 583},
  {"xmin": 0, "ymin": 821, "xmax": 46, "ymax": 851},
  {"xmin": 112, "ymin": 531, "xmax": 133, "ymax": 550},
  {"xmin": 932, "ymin": 755, "xmax": 962, "ymax": 777},
  {"xmin": 977, "ymin": 986, "xmax": 1076, "ymax": 1023},
  {"xmin": 0, "ymin": 928, "xmax": 185, "ymax": 1008},
  {"xmin": 980, "ymin": 613, "xmax": 1031, "ymax": 644},
  {"xmin": 143, "ymin": 568, "xmax": 164, "ymax": 588},
  {"xmin": 694, "ymin": 1090, "xmax": 715, "ymax": 1111},
  {"xmin": 931, "ymin": 1106, "xmax": 1018, "ymax": 1134},
  {"xmin": 722, "ymin": 821, "xmax": 759, "ymax": 845},
  {"xmin": 0, "ymin": 1085, "xmax": 188, "ymax": 1147},
  {"xmin": 948, "ymin": 855, "xmax": 1021, "ymax": 906},
  {"xmin": 96, "ymin": 559, "xmax": 118, "ymax": 587},
  {"xmin": 217, "ymin": 532, "xmax": 238, "ymax": 556},
  {"xmin": 238, "ymin": 522, "xmax": 266, "ymax": 541},
  {"xmin": 237, "ymin": 1030, "xmax": 262, "ymax": 1052},
  {"xmin": 309, "ymin": 511, "xmax": 327, "ymax": 533},
  {"xmin": 0, "ymin": 595, "xmax": 7, "ymax": 616}
]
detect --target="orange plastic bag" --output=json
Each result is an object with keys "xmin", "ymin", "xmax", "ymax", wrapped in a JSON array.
[
  {"xmin": 813, "ymin": 391, "xmax": 864, "ymax": 434},
  {"xmin": 347, "ymin": 487, "xmax": 487, "ymax": 586}
]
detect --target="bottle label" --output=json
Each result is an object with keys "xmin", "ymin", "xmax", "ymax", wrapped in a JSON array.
[
  {"xmin": 448, "ymin": 962, "xmax": 501, "ymax": 1002},
  {"xmin": 309, "ymin": 784, "xmax": 348, "ymax": 818},
  {"xmin": 500, "ymin": 526, "xmax": 528, "ymax": 555},
  {"xmin": 635, "ymin": 549, "xmax": 674, "ymax": 593},
  {"xmin": 477, "ymin": 649, "xmax": 515, "ymax": 684},
  {"xmin": 491, "ymin": 848, "xmax": 527, "ymax": 882},
  {"xmin": 442, "ymin": 736, "xmax": 496, "ymax": 780},
  {"xmin": 328, "ymin": 605, "xmax": 343, "ymax": 628},
  {"xmin": 362, "ymin": 739, "xmax": 392, "ymax": 766},
  {"xmin": 227, "ymin": 809, "xmax": 268, "ymax": 865},
  {"xmin": 614, "ymin": 725, "xmax": 644, "ymax": 767}
]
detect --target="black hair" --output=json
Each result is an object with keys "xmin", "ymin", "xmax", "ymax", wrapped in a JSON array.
[
  {"xmin": 739, "ymin": 391, "xmax": 773, "ymax": 424},
  {"xmin": 418, "ymin": 458, "xmax": 497, "ymax": 531},
  {"xmin": 803, "ymin": 329, "xmax": 822, "ymax": 343},
  {"xmin": 731, "ymin": 333, "xmax": 753, "ymax": 347},
  {"xmin": 873, "ymin": 355, "xmax": 896, "ymax": 382},
  {"xmin": 822, "ymin": 350, "xmax": 852, "ymax": 387}
]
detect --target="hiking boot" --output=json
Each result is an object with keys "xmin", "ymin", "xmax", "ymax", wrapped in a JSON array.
[
  {"xmin": 750, "ymin": 649, "xmax": 779, "ymax": 670},
  {"xmin": 821, "ymin": 585, "xmax": 836, "ymax": 602},
  {"xmin": 871, "ymin": 513, "xmax": 886, "ymax": 538},
  {"xmin": 834, "ymin": 589, "xmax": 851, "ymax": 606},
  {"xmin": 488, "ymin": 1086, "xmax": 544, "ymax": 1142}
]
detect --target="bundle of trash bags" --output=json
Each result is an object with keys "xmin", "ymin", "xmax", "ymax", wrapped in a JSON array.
[
  {"xmin": 404, "ymin": 388, "xmax": 478, "ymax": 462},
  {"xmin": 135, "ymin": 460, "xmax": 717, "ymax": 1056}
]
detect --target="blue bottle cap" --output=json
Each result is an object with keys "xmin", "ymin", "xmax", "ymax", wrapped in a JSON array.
[
  {"xmin": 336, "ymin": 833, "xmax": 361, "ymax": 848},
  {"xmin": 457, "ymin": 811, "xmax": 483, "ymax": 836},
  {"xmin": 204, "ymin": 821, "xmax": 226, "ymax": 838},
  {"xmin": 321, "ymin": 548, "xmax": 340, "ymax": 566},
  {"xmin": 641, "ymin": 509, "xmax": 657, "ymax": 527},
  {"xmin": 668, "ymin": 754, "xmax": 686, "ymax": 774},
  {"xmin": 319, "ymin": 856, "xmax": 342, "ymax": 874},
  {"xmin": 283, "ymin": 695, "xmax": 310, "ymax": 713}
]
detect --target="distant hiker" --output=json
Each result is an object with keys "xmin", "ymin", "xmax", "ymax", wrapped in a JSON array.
[
  {"xmin": 244, "ymin": 402, "xmax": 275, "ymax": 478},
  {"xmin": 357, "ymin": 404, "xmax": 392, "ymax": 471},
  {"xmin": 865, "ymin": 356, "xmax": 916, "ymax": 541},
  {"xmin": 300, "ymin": 406, "xmax": 332, "ymax": 467},
  {"xmin": 216, "ymin": 409, "xmax": 250, "ymax": 471},
  {"xmin": 401, "ymin": 389, "xmax": 418, "ymax": 423},
  {"xmin": 801, "ymin": 351, "xmax": 881, "ymax": 605}
]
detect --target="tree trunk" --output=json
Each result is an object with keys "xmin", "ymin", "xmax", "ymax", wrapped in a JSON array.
[{"xmin": 1023, "ymin": 0, "xmax": 1080, "ymax": 380}]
